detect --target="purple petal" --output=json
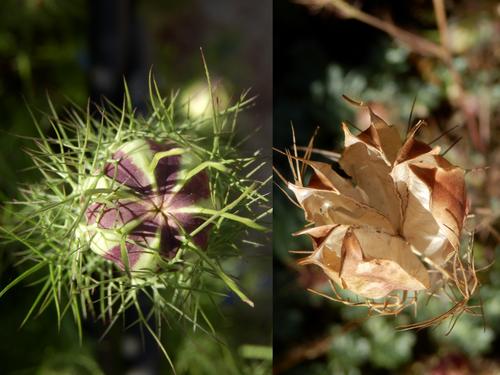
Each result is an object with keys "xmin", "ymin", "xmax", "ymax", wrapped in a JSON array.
[
  {"xmin": 104, "ymin": 242, "xmax": 144, "ymax": 270},
  {"xmin": 162, "ymin": 212, "xmax": 210, "ymax": 256},
  {"xmin": 87, "ymin": 140, "xmax": 213, "ymax": 270},
  {"xmin": 128, "ymin": 217, "xmax": 160, "ymax": 243},
  {"xmin": 168, "ymin": 171, "xmax": 210, "ymax": 209},
  {"xmin": 104, "ymin": 150, "xmax": 152, "ymax": 194},
  {"xmin": 86, "ymin": 203, "xmax": 102, "ymax": 225},
  {"xmin": 88, "ymin": 200, "xmax": 150, "ymax": 229},
  {"xmin": 158, "ymin": 218, "xmax": 210, "ymax": 258},
  {"xmin": 158, "ymin": 224, "xmax": 182, "ymax": 258},
  {"xmin": 147, "ymin": 140, "xmax": 181, "ymax": 194}
]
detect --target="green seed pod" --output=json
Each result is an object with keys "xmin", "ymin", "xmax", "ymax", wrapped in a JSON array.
[
  {"xmin": 80, "ymin": 139, "xmax": 212, "ymax": 272},
  {"xmin": 0, "ymin": 77, "xmax": 269, "ymax": 367}
]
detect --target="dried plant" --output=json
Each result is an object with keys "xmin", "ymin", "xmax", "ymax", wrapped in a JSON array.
[{"xmin": 276, "ymin": 96, "xmax": 481, "ymax": 329}]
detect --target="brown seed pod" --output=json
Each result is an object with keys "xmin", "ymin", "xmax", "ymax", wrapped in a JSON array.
[{"xmin": 282, "ymin": 97, "xmax": 480, "ymax": 327}]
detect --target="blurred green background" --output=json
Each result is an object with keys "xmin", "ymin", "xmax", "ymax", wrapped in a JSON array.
[
  {"xmin": 0, "ymin": 0, "xmax": 271, "ymax": 374},
  {"xmin": 274, "ymin": 0, "xmax": 500, "ymax": 374}
]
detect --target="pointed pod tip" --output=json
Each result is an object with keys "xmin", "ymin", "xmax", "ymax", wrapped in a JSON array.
[
  {"xmin": 341, "ymin": 94, "xmax": 364, "ymax": 107},
  {"xmin": 341, "ymin": 122, "xmax": 358, "ymax": 148},
  {"xmin": 297, "ymin": 257, "xmax": 311, "ymax": 266},
  {"xmin": 297, "ymin": 251, "xmax": 320, "ymax": 266}
]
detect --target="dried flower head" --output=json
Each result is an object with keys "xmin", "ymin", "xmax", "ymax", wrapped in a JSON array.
[{"xmin": 282, "ymin": 97, "xmax": 479, "ymax": 327}]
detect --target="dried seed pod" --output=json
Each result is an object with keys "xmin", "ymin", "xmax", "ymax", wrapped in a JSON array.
[
  {"xmin": 81, "ymin": 139, "xmax": 211, "ymax": 272},
  {"xmin": 287, "ymin": 101, "xmax": 472, "ymax": 313}
]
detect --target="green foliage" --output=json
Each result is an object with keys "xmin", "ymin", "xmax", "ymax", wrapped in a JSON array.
[
  {"xmin": 0, "ymin": 284, "xmax": 102, "ymax": 375},
  {"xmin": 0, "ymin": 0, "xmax": 87, "ymax": 196},
  {"xmin": 363, "ymin": 318, "xmax": 416, "ymax": 369},
  {"xmin": 175, "ymin": 335, "xmax": 271, "ymax": 375},
  {"xmin": 311, "ymin": 61, "xmax": 443, "ymax": 125},
  {"xmin": 0, "ymin": 75, "xmax": 270, "ymax": 372},
  {"xmin": 430, "ymin": 314, "xmax": 493, "ymax": 357},
  {"xmin": 329, "ymin": 327, "xmax": 371, "ymax": 372},
  {"xmin": 0, "ymin": 2, "xmax": 271, "ymax": 373}
]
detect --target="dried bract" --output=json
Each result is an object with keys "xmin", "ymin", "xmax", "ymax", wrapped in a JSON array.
[{"xmin": 284, "ymin": 98, "xmax": 479, "ymax": 326}]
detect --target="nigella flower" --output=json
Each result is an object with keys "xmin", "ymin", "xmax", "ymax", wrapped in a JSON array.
[
  {"xmin": 81, "ymin": 139, "xmax": 211, "ymax": 272},
  {"xmin": 0, "ymin": 73, "xmax": 269, "ymax": 366},
  {"xmin": 288, "ymin": 103, "xmax": 469, "ymax": 300}
]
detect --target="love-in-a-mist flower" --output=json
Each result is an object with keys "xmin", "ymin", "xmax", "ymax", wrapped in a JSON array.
[
  {"xmin": 0, "ymin": 74, "xmax": 269, "ymax": 366},
  {"xmin": 287, "ymin": 103, "xmax": 472, "ymax": 306},
  {"xmin": 80, "ymin": 139, "xmax": 211, "ymax": 272}
]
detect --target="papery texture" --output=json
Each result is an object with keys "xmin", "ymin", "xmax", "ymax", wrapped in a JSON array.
[{"xmin": 292, "ymin": 111, "xmax": 467, "ymax": 299}]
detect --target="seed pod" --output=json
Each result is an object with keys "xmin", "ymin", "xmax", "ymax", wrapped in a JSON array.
[
  {"xmin": 290, "ymin": 109, "xmax": 467, "ymax": 299},
  {"xmin": 81, "ymin": 139, "xmax": 211, "ymax": 272}
]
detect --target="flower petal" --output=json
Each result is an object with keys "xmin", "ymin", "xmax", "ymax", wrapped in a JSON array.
[
  {"xmin": 369, "ymin": 108, "xmax": 402, "ymax": 164},
  {"xmin": 104, "ymin": 140, "xmax": 156, "ymax": 194},
  {"xmin": 87, "ymin": 200, "xmax": 149, "ymax": 229},
  {"xmin": 104, "ymin": 242, "xmax": 148, "ymax": 270},
  {"xmin": 147, "ymin": 140, "xmax": 182, "ymax": 194},
  {"xmin": 395, "ymin": 123, "xmax": 438, "ymax": 164},
  {"xmin": 86, "ymin": 226, "xmax": 160, "ymax": 271}
]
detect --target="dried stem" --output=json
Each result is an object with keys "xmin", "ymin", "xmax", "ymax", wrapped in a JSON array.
[
  {"xmin": 432, "ymin": 0, "xmax": 484, "ymax": 152},
  {"xmin": 298, "ymin": 0, "xmax": 486, "ymax": 152},
  {"xmin": 297, "ymin": 0, "xmax": 447, "ymax": 59}
]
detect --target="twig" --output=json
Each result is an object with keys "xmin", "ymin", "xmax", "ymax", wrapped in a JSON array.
[
  {"xmin": 432, "ymin": 0, "xmax": 451, "ymax": 58},
  {"xmin": 299, "ymin": 0, "xmax": 486, "ymax": 152},
  {"xmin": 297, "ymin": 0, "xmax": 448, "ymax": 60},
  {"xmin": 273, "ymin": 318, "xmax": 365, "ymax": 374},
  {"xmin": 273, "ymin": 335, "xmax": 334, "ymax": 374}
]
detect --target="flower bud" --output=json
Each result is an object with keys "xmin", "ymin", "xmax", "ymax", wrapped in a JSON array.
[{"xmin": 81, "ymin": 139, "xmax": 211, "ymax": 272}]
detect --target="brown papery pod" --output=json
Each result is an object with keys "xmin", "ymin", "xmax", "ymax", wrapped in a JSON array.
[{"xmin": 284, "ymin": 97, "xmax": 479, "ymax": 328}]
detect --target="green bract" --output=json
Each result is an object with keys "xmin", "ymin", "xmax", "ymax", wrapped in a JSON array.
[{"xmin": 0, "ymin": 76, "xmax": 270, "ymax": 369}]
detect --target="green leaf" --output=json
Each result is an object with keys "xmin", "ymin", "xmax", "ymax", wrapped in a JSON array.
[{"xmin": 0, "ymin": 260, "xmax": 47, "ymax": 299}]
